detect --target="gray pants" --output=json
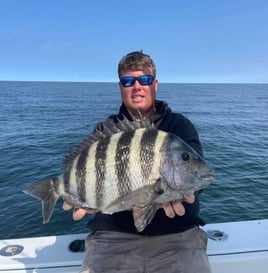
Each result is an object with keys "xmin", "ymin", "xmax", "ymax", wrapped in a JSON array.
[{"xmin": 80, "ymin": 227, "xmax": 212, "ymax": 273}]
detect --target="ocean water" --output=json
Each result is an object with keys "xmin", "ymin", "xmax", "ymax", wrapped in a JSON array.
[{"xmin": 0, "ymin": 81, "xmax": 267, "ymax": 240}]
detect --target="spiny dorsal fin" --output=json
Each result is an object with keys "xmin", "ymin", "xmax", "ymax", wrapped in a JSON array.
[
  {"xmin": 113, "ymin": 115, "xmax": 153, "ymax": 131},
  {"xmin": 63, "ymin": 115, "xmax": 153, "ymax": 169}
]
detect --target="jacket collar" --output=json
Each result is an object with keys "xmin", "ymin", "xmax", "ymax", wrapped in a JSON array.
[{"xmin": 118, "ymin": 100, "xmax": 171, "ymax": 125}]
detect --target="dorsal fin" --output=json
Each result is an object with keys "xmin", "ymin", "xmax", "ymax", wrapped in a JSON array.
[
  {"xmin": 63, "ymin": 116, "xmax": 153, "ymax": 169},
  {"xmin": 113, "ymin": 115, "xmax": 152, "ymax": 131}
]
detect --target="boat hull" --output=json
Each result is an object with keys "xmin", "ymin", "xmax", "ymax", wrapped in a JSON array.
[{"xmin": 1, "ymin": 219, "xmax": 267, "ymax": 273}]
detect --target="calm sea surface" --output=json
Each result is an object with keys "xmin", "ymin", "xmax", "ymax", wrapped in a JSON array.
[{"xmin": 0, "ymin": 81, "xmax": 267, "ymax": 239}]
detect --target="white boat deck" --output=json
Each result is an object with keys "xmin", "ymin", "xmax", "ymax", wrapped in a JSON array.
[
  {"xmin": 1, "ymin": 219, "xmax": 267, "ymax": 273},
  {"xmin": 205, "ymin": 219, "xmax": 268, "ymax": 273}
]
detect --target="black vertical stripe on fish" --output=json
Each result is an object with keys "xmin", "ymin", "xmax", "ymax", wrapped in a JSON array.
[
  {"xmin": 51, "ymin": 177, "xmax": 60, "ymax": 193},
  {"xmin": 75, "ymin": 146, "xmax": 89, "ymax": 202},
  {"xmin": 115, "ymin": 130, "xmax": 134, "ymax": 197},
  {"xmin": 63, "ymin": 168, "xmax": 71, "ymax": 193},
  {"xmin": 95, "ymin": 136, "xmax": 111, "ymax": 207},
  {"xmin": 140, "ymin": 129, "xmax": 158, "ymax": 181}
]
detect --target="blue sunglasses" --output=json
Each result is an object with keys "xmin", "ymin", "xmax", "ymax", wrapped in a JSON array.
[{"xmin": 120, "ymin": 75, "xmax": 154, "ymax": 87}]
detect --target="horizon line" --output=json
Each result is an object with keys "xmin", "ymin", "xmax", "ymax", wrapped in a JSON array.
[{"xmin": 0, "ymin": 79, "xmax": 267, "ymax": 85}]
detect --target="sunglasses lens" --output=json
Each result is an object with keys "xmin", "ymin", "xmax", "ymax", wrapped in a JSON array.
[
  {"xmin": 120, "ymin": 75, "xmax": 154, "ymax": 87},
  {"xmin": 120, "ymin": 77, "xmax": 135, "ymax": 87},
  {"xmin": 138, "ymin": 75, "xmax": 154, "ymax": 85}
]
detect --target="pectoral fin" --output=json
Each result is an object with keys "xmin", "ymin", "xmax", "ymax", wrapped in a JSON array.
[{"xmin": 104, "ymin": 178, "xmax": 165, "ymax": 214}]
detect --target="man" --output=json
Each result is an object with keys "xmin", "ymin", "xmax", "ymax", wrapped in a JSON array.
[{"xmin": 64, "ymin": 51, "xmax": 212, "ymax": 273}]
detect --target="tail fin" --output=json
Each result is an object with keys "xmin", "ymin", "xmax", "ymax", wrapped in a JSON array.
[{"xmin": 23, "ymin": 178, "xmax": 60, "ymax": 224}]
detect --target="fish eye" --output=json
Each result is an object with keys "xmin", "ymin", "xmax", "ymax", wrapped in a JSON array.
[{"xmin": 181, "ymin": 152, "xmax": 191, "ymax": 161}]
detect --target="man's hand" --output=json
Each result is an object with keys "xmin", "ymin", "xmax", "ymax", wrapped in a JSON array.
[
  {"xmin": 162, "ymin": 195, "xmax": 195, "ymax": 218},
  {"xmin": 62, "ymin": 202, "xmax": 99, "ymax": 221}
]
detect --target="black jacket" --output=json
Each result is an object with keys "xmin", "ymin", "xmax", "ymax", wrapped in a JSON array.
[{"xmin": 87, "ymin": 100, "xmax": 206, "ymax": 235}]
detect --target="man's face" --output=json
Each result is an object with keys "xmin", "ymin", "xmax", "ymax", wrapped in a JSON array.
[{"xmin": 119, "ymin": 67, "xmax": 158, "ymax": 118}]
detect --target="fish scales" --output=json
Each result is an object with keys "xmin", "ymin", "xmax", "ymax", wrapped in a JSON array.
[
  {"xmin": 68, "ymin": 156, "xmax": 79, "ymax": 198},
  {"xmin": 75, "ymin": 147, "xmax": 89, "ymax": 202},
  {"xmin": 94, "ymin": 135, "xmax": 111, "ymax": 208},
  {"xmin": 140, "ymin": 129, "xmax": 167, "ymax": 183},
  {"xmin": 63, "ymin": 167, "xmax": 70, "ymax": 194},
  {"xmin": 84, "ymin": 141, "xmax": 98, "ymax": 208},
  {"xmin": 66, "ymin": 128, "xmax": 166, "ymax": 209},
  {"xmin": 127, "ymin": 129, "xmax": 149, "ymax": 190},
  {"xmin": 139, "ymin": 129, "xmax": 158, "ymax": 181},
  {"xmin": 115, "ymin": 130, "xmax": 134, "ymax": 197},
  {"xmin": 101, "ymin": 132, "xmax": 124, "ymax": 207},
  {"xmin": 152, "ymin": 130, "xmax": 169, "ymax": 178}
]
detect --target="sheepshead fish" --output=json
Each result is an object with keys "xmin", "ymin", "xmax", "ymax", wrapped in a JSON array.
[{"xmin": 23, "ymin": 118, "xmax": 214, "ymax": 232}]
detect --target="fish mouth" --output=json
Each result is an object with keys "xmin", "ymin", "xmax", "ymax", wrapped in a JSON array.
[
  {"xmin": 196, "ymin": 167, "xmax": 214, "ymax": 184},
  {"xmin": 199, "ymin": 175, "xmax": 214, "ymax": 184}
]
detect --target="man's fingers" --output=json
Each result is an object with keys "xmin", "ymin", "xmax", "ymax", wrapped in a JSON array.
[
  {"xmin": 162, "ymin": 195, "xmax": 196, "ymax": 218},
  {"xmin": 183, "ymin": 194, "xmax": 195, "ymax": 204},
  {"xmin": 73, "ymin": 208, "xmax": 88, "ymax": 221},
  {"xmin": 162, "ymin": 201, "xmax": 185, "ymax": 218},
  {"xmin": 171, "ymin": 200, "xmax": 186, "ymax": 216},
  {"xmin": 63, "ymin": 202, "xmax": 73, "ymax": 211},
  {"xmin": 162, "ymin": 203, "xmax": 176, "ymax": 218},
  {"xmin": 63, "ymin": 202, "xmax": 99, "ymax": 220}
]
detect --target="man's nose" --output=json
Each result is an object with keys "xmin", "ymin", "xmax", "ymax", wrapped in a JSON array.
[{"xmin": 133, "ymin": 79, "xmax": 142, "ymax": 88}]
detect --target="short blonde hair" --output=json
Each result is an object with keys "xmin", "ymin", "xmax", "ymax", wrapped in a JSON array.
[{"xmin": 118, "ymin": 51, "xmax": 156, "ymax": 78}]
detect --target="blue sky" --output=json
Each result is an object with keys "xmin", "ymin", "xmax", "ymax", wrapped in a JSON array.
[{"xmin": 0, "ymin": 0, "xmax": 267, "ymax": 83}]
